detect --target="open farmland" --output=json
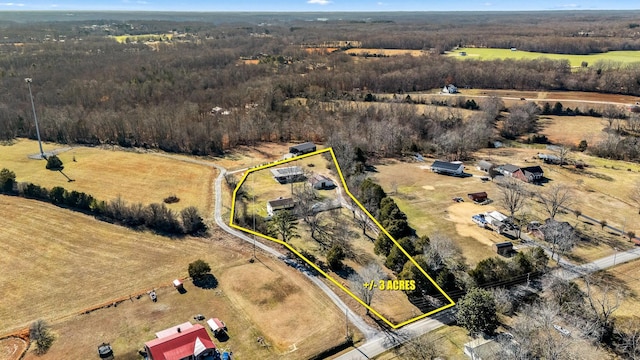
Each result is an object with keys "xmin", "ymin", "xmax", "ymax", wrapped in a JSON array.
[
  {"xmin": 369, "ymin": 159, "xmax": 503, "ymax": 266},
  {"xmin": 448, "ymin": 48, "xmax": 640, "ymax": 67},
  {"xmin": 538, "ymin": 115, "xmax": 608, "ymax": 146},
  {"xmin": 0, "ymin": 140, "xmax": 214, "ymax": 214},
  {"xmin": 111, "ymin": 33, "xmax": 173, "ymax": 43},
  {"xmin": 0, "ymin": 196, "xmax": 356, "ymax": 359}
]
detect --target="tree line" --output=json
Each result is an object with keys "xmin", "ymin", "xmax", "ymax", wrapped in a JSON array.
[{"xmin": 0, "ymin": 168, "xmax": 207, "ymax": 236}]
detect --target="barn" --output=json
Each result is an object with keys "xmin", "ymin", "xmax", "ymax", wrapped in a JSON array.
[
  {"xmin": 289, "ymin": 142, "xmax": 316, "ymax": 155},
  {"xmin": 144, "ymin": 323, "xmax": 218, "ymax": 360},
  {"xmin": 430, "ymin": 160, "xmax": 464, "ymax": 176}
]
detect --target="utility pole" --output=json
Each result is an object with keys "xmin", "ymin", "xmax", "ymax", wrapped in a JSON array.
[{"xmin": 25, "ymin": 78, "xmax": 44, "ymax": 159}]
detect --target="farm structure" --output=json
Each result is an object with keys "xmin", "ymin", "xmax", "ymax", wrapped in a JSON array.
[
  {"xmin": 270, "ymin": 166, "xmax": 304, "ymax": 183},
  {"xmin": 476, "ymin": 160, "xmax": 494, "ymax": 173},
  {"xmin": 267, "ymin": 197, "xmax": 295, "ymax": 216},
  {"xmin": 442, "ymin": 84, "xmax": 459, "ymax": 94},
  {"xmin": 467, "ymin": 192, "xmax": 488, "ymax": 203},
  {"xmin": 498, "ymin": 164, "xmax": 544, "ymax": 183},
  {"xmin": 308, "ymin": 174, "xmax": 335, "ymax": 190},
  {"xmin": 538, "ymin": 153, "xmax": 561, "ymax": 164},
  {"xmin": 492, "ymin": 241, "xmax": 514, "ymax": 256},
  {"xmin": 207, "ymin": 318, "xmax": 227, "ymax": 337},
  {"xmin": 144, "ymin": 323, "xmax": 219, "ymax": 360},
  {"xmin": 430, "ymin": 160, "xmax": 464, "ymax": 176},
  {"xmin": 289, "ymin": 142, "xmax": 316, "ymax": 155}
]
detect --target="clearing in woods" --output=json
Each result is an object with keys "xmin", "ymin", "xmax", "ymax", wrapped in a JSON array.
[
  {"xmin": 229, "ymin": 148, "xmax": 455, "ymax": 329},
  {"xmin": 447, "ymin": 48, "xmax": 640, "ymax": 67}
]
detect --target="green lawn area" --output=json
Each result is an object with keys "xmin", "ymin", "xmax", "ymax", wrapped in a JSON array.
[{"xmin": 448, "ymin": 48, "xmax": 640, "ymax": 67}]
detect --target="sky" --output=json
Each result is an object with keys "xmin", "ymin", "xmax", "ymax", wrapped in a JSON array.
[{"xmin": 0, "ymin": 0, "xmax": 637, "ymax": 12}]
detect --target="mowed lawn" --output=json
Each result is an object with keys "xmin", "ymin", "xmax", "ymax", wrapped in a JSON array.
[
  {"xmin": 0, "ymin": 139, "xmax": 214, "ymax": 214},
  {"xmin": 448, "ymin": 48, "xmax": 640, "ymax": 67}
]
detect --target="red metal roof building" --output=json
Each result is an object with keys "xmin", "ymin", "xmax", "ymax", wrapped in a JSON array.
[{"xmin": 144, "ymin": 323, "xmax": 218, "ymax": 360}]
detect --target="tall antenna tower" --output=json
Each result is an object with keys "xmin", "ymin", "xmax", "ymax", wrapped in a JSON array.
[{"xmin": 25, "ymin": 78, "xmax": 45, "ymax": 159}]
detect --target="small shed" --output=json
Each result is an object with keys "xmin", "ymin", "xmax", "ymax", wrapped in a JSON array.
[
  {"xmin": 468, "ymin": 192, "xmax": 488, "ymax": 203},
  {"xmin": 309, "ymin": 174, "xmax": 335, "ymax": 190},
  {"xmin": 477, "ymin": 160, "xmax": 494, "ymax": 173},
  {"xmin": 207, "ymin": 318, "xmax": 227, "ymax": 336},
  {"xmin": 492, "ymin": 242, "xmax": 514, "ymax": 256},
  {"xmin": 289, "ymin": 142, "xmax": 316, "ymax": 155},
  {"xmin": 173, "ymin": 279, "xmax": 184, "ymax": 291}
]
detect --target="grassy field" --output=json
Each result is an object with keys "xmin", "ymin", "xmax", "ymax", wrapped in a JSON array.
[
  {"xmin": 0, "ymin": 139, "xmax": 214, "ymax": 214},
  {"xmin": 447, "ymin": 48, "xmax": 640, "ymax": 67},
  {"xmin": 344, "ymin": 48, "xmax": 428, "ymax": 57},
  {"xmin": 112, "ymin": 34, "xmax": 173, "ymax": 44},
  {"xmin": 370, "ymin": 159, "xmax": 502, "ymax": 266},
  {"xmin": 599, "ymin": 258, "xmax": 640, "ymax": 319},
  {"xmin": 238, "ymin": 153, "xmax": 425, "ymax": 325},
  {"xmin": 374, "ymin": 325, "xmax": 469, "ymax": 360},
  {"xmin": 475, "ymin": 147, "xmax": 640, "ymax": 262},
  {"xmin": 1, "ymin": 195, "xmax": 357, "ymax": 359},
  {"xmin": 538, "ymin": 115, "xmax": 608, "ymax": 146}
]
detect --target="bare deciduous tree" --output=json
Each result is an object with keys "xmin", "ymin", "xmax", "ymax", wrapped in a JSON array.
[
  {"xmin": 395, "ymin": 331, "xmax": 442, "ymax": 360},
  {"xmin": 615, "ymin": 317, "xmax": 640, "ymax": 360},
  {"xmin": 539, "ymin": 184, "xmax": 573, "ymax": 220},
  {"xmin": 348, "ymin": 262, "xmax": 387, "ymax": 314},
  {"xmin": 541, "ymin": 219, "xmax": 576, "ymax": 261},
  {"xmin": 583, "ymin": 274, "xmax": 623, "ymax": 342},
  {"xmin": 498, "ymin": 177, "xmax": 528, "ymax": 219}
]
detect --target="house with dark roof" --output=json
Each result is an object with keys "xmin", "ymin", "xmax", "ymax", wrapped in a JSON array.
[
  {"xmin": 144, "ymin": 323, "xmax": 218, "ymax": 360},
  {"xmin": 430, "ymin": 160, "xmax": 464, "ymax": 176},
  {"xmin": 499, "ymin": 164, "xmax": 544, "ymax": 183},
  {"xmin": 289, "ymin": 142, "xmax": 316, "ymax": 155},
  {"xmin": 521, "ymin": 166, "xmax": 544, "ymax": 182},
  {"xmin": 267, "ymin": 197, "xmax": 295, "ymax": 216}
]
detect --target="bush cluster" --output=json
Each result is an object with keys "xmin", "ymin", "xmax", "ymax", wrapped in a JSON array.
[{"xmin": 1, "ymin": 167, "xmax": 207, "ymax": 237}]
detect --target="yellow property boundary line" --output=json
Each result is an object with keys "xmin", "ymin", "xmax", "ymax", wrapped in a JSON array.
[{"xmin": 228, "ymin": 147, "xmax": 455, "ymax": 328}]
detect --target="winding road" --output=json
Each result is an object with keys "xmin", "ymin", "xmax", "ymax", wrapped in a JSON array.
[{"xmin": 157, "ymin": 151, "xmax": 640, "ymax": 359}]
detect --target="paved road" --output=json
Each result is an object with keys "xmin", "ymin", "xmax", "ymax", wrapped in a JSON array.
[
  {"xmin": 334, "ymin": 309, "xmax": 455, "ymax": 360},
  {"xmin": 211, "ymin": 164, "xmax": 379, "ymax": 340},
  {"xmin": 151, "ymin": 153, "xmax": 379, "ymax": 339}
]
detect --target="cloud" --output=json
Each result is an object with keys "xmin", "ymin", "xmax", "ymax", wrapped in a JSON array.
[
  {"xmin": 307, "ymin": 0, "xmax": 331, "ymax": 5},
  {"xmin": 377, "ymin": 2, "xmax": 387, "ymax": 5},
  {"xmin": 483, "ymin": 2, "xmax": 492, "ymax": 6},
  {"xmin": 0, "ymin": 2, "xmax": 25, "ymax": 5},
  {"xmin": 137, "ymin": 0, "xmax": 149, "ymax": 3}
]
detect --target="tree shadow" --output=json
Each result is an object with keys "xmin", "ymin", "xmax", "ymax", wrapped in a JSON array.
[{"xmin": 193, "ymin": 274, "xmax": 218, "ymax": 289}]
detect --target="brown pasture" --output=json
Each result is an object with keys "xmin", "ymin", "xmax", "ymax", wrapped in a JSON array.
[
  {"xmin": 1, "ymin": 196, "xmax": 357, "ymax": 359},
  {"xmin": 0, "ymin": 139, "xmax": 214, "ymax": 214},
  {"xmin": 538, "ymin": 115, "xmax": 607, "ymax": 146},
  {"xmin": 370, "ymin": 159, "xmax": 500, "ymax": 266},
  {"xmin": 0, "ymin": 337, "xmax": 27, "ymax": 360}
]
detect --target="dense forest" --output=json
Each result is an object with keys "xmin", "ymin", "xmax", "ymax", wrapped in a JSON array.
[{"xmin": 1, "ymin": 11, "xmax": 640, "ymax": 158}]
